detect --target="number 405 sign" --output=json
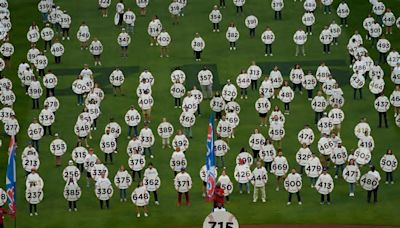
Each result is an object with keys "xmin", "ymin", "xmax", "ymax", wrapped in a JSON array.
[{"xmin": 203, "ymin": 211, "xmax": 239, "ymax": 228}]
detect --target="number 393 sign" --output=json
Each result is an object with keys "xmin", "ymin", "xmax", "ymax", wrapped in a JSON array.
[{"xmin": 203, "ymin": 211, "xmax": 239, "ymax": 228}]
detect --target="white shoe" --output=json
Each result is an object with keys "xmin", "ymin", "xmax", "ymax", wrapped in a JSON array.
[
  {"xmin": 144, "ymin": 213, "xmax": 148, "ymax": 217},
  {"xmin": 62, "ymin": 37, "xmax": 65, "ymax": 40},
  {"xmin": 298, "ymin": 202, "xmax": 302, "ymax": 205},
  {"xmin": 275, "ymin": 187, "xmax": 279, "ymax": 191},
  {"xmin": 120, "ymin": 199, "xmax": 123, "ymax": 202},
  {"xmin": 213, "ymin": 29, "xmax": 216, "ymax": 32},
  {"xmin": 391, "ymin": 181, "xmax": 394, "ymax": 184},
  {"xmin": 150, "ymin": 155, "xmax": 154, "ymax": 159},
  {"xmin": 253, "ymin": 199, "xmax": 257, "ymax": 203},
  {"xmin": 98, "ymin": 62, "xmax": 102, "ymax": 66},
  {"xmin": 217, "ymin": 29, "xmax": 220, "ymax": 32},
  {"xmin": 30, "ymin": 213, "xmax": 33, "ymax": 216},
  {"xmin": 150, "ymin": 43, "xmax": 153, "ymax": 46},
  {"xmin": 69, "ymin": 208, "xmax": 72, "ymax": 212},
  {"xmin": 335, "ymin": 175, "xmax": 338, "ymax": 179},
  {"xmin": 265, "ymin": 54, "xmax": 268, "ymax": 56},
  {"xmin": 155, "ymin": 201, "xmax": 159, "ymax": 205},
  {"xmin": 74, "ymin": 208, "xmax": 78, "ymax": 211},
  {"xmin": 35, "ymin": 212, "xmax": 38, "ymax": 216},
  {"xmin": 385, "ymin": 181, "xmax": 389, "ymax": 184},
  {"xmin": 310, "ymin": 32, "xmax": 312, "ymax": 35},
  {"xmin": 67, "ymin": 37, "xmax": 70, "ymax": 40},
  {"xmin": 230, "ymin": 47, "xmax": 232, "ymax": 50},
  {"xmin": 137, "ymin": 213, "xmax": 140, "ymax": 218},
  {"xmin": 262, "ymin": 199, "xmax": 266, "ymax": 203},
  {"xmin": 349, "ymin": 193, "xmax": 354, "ymax": 197},
  {"xmin": 311, "ymin": 185, "xmax": 314, "ymax": 188},
  {"xmin": 287, "ymin": 202, "xmax": 291, "ymax": 205},
  {"xmin": 270, "ymin": 54, "xmax": 273, "ymax": 56},
  {"xmin": 233, "ymin": 47, "xmax": 236, "ymax": 50}
]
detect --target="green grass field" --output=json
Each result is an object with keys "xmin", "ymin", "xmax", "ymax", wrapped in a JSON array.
[{"xmin": 2, "ymin": 0, "xmax": 400, "ymax": 227}]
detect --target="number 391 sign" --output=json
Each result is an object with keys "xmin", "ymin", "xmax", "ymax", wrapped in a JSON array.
[{"xmin": 203, "ymin": 211, "xmax": 239, "ymax": 228}]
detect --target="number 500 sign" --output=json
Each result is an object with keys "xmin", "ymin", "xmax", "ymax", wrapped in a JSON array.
[{"xmin": 203, "ymin": 211, "xmax": 239, "ymax": 228}]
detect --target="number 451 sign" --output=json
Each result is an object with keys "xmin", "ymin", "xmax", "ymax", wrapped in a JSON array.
[{"xmin": 203, "ymin": 211, "xmax": 239, "ymax": 228}]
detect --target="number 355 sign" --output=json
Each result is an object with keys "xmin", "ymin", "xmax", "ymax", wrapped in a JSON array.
[{"xmin": 203, "ymin": 211, "xmax": 239, "ymax": 228}]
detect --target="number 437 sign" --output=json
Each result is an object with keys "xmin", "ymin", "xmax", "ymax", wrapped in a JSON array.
[{"xmin": 203, "ymin": 211, "xmax": 239, "ymax": 228}]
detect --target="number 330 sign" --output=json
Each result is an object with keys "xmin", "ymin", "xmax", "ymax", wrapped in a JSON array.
[{"xmin": 203, "ymin": 211, "xmax": 239, "ymax": 228}]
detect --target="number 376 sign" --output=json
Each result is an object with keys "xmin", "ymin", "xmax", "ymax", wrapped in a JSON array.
[{"xmin": 203, "ymin": 211, "xmax": 239, "ymax": 228}]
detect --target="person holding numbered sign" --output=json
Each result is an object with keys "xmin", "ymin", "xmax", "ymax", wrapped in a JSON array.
[
  {"xmin": 296, "ymin": 144, "xmax": 312, "ymax": 175},
  {"xmin": 337, "ymin": 0, "xmax": 350, "ymax": 27},
  {"xmin": 22, "ymin": 150, "xmax": 40, "ymax": 176},
  {"xmin": 4, "ymin": 114, "xmax": 19, "ymax": 138},
  {"xmin": 139, "ymin": 124, "xmax": 155, "ymax": 158},
  {"xmin": 169, "ymin": 0, "xmax": 181, "ymax": 25},
  {"xmin": 117, "ymin": 28, "xmax": 131, "ymax": 58},
  {"xmin": 147, "ymin": 16, "xmax": 162, "ymax": 46},
  {"xmin": 38, "ymin": 0, "xmax": 51, "ymax": 22},
  {"xmin": 198, "ymin": 66, "xmax": 213, "ymax": 98},
  {"xmin": 285, "ymin": 169, "xmax": 303, "ymax": 205},
  {"xmin": 329, "ymin": 20, "xmax": 341, "ymax": 45},
  {"xmin": 217, "ymin": 169, "xmax": 233, "ymax": 202},
  {"xmin": 271, "ymin": 0, "xmax": 283, "ymax": 20},
  {"xmin": 361, "ymin": 166, "xmax": 381, "ymax": 203},
  {"xmin": 305, "ymin": 154, "xmax": 323, "ymax": 188},
  {"xmin": 350, "ymin": 71, "xmax": 365, "ymax": 100},
  {"xmin": 317, "ymin": 134, "xmax": 334, "ymax": 167},
  {"xmin": 40, "ymin": 23, "xmax": 54, "ymax": 52},
  {"xmin": 63, "ymin": 160, "xmax": 81, "ymax": 183},
  {"xmin": 170, "ymin": 147, "xmax": 187, "ymax": 176},
  {"xmin": 255, "ymin": 94, "xmax": 271, "ymax": 127},
  {"xmin": 183, "ymin": 91, "xmax": 199, "ymax": 115},
  {"xmin": 39, "ymin": 104, "xmax": 55, "ymax": 136},
  {"xmin": 157, "ymin": 117, "xmax": 174, "ymax": 149},
  {"xmin": 279, "ymin": 81, "xmax": 294, "ymax": 115},
  {"xmin": 123, "ymin": 8, "xmax": 136, "ymax": 34},
  {"xmin": 125, "ymin": 105, "xmax": 141, "ymax": 138},
  {"xmin": 234, "ymin": 158, "xmax": 252, "ymax": 194},
  {"xmin": 50, "ymin": 38, "xmax": 64, "ymax": 64},
  {"xmin": 64, "ymin": 178, "xmax": 81, "ymax": 212},
  {"xmin": 343, "ymin": 159, "xmax": 360, "ymax": 196},
  {"xmin": 251, "ymin": 160, "xmax": 268, "ymax": 203},
  {"xmin": 77, "ymin": 22, "xmax": 90, "ymax": 50},
  {"xmin": 215, "ymin": 136, "xmax": 229, "ymax": 168},
  {"xmin": 236, "ymin": 70, "xmax": 250, "ymax": 99},
  {"xmin": 302, "ymin": 71, "xmax": 317, "ymax": 100},
  {"xmin": 0, "ymin": 39, "xmax": 14, "ymax": 68},
  {"xmin": 249, "ymin": 129, "xmax": 265, "ymax": 159},
  {"xmin": 115, "ymin": 0, "xmax": 125, "ymax": 26},
  {"xmin": 302, "ymin": 11, "xmax": 315, "ymax": 35},
  {"xmin": 98, "ymin": 0, "xmax": 111, "ymax": 17},
  {"xmin": 175, "ymin": 168, "xmax": 192, "ymax": 207},
  {"xmin": 43, "ymin": 70, "xmax": 57, "ymax": 97},
  {"xmin": 143, "ymin": 163, "xmax": 160, "ymax": 205},
  {"xmin": 331, "ymin": 142, "xmax": 347, "ymax": 179},
  {"xmin": 138, "ymin": 89, "xmax": 154, "ymax": 123},
  {"xmin": 50, "ymin": 134, "xmax": 67, "ymax": 166},
  {"xmin": 171, "ymin": 79, "xmax": 185, "ymax": 108},
  {"xmin": 172, "ymin": 130, "xmax": 189, "ymax": 153},
  {"xmin": 320, "ymin": 26, "xmax": 333, "ymax": 54},
  {"xmin": 298, "ymin": 125, "xmax": 314, "ymax": 147},
  {"xmin": 114, "ymin": 165, "xmax": 132, "ymax": 202},
  {"xmin": 294, "ymin": 28, "xmax": 307, "ymax": 56},
  {"xmin": 271, "ymin": 150, "xmax": 289, "ymax": 191},
  {"xmin": 191, "ymin": 32, "xmax": 206, "ymax": 61},
  {"xmin": 311, "ymin": 91, "xmax": 328, "ymax": 124},
  {"xmin": 109, "ymin": 67, "xmax": 125, "ymax": 96},
  {"xmin": 129, "ymin": 149, "xmax": 146, "ymax": 181},
  {"xmin": 390, "ymin": 85, "xmax": 400, "ymax": 117},
  {"xmin": 26, "ymin": 185, "xmax": 44, "ymax": 216},
  {"xmin": 226, "ymin": 23, "xmax": 239, "ymax": 50},
  {"xmin": 369, "ymin": 74, "xmax": 385, "ymax": 98},
  {"xmin": 392, "ymin": 63, "xmax": 400, "ymax": 86},
  {"xmin": 321, "ymin": 0, "xmax": 332, "ymax": 14},
  {"xmin": 317, "ymin": 113, "xmax": 334, "ymax": 136},
  {"xmin": 100, "ymin": 128, "xmax": 117, "ymax": 164},
  {"xmin": 179, "ymin": 107, "xmax": 195, "ymax": 138},
  {"xmin": 376, "ymin": 36, "xmax": 391, "ymax": 63},
  {"xmin": 28, "ymin": 76, "xmax": 42, "ymax": 109},
  {"xmin": 157, "ymin": 29, "xmax": 171, "ymax": 58},
  {"xmin": 209, "ymin": 5, "xmax": 222, "ymax": 32},
  {"xmin": 27, "ymin": 44, "xmax": 40, "ymax": 65},
  {"xmin": 387, "ymin": 50, "xmax": 400, "ymax": 69},
  {"xmin": 72, "ymin": 141, "xmax": 88, "ymax": 172},
  {"xmin": 316, "ymin": 168, "xmax": 334, "ymax": 204},
  {"xmin": 200, "ymin": 165, "xmax": 219, "ymax": 198},
  {"xmin": 269, "ymin": 67, "xmax": 283, "ymax": 98},
  {"xmin": 89, "ymin": 37, "xmax": 103, "ymax": 66},
  {"xmin": 245, "ymin": 15, "xmax": 258, "ymax": 38},
  {"xmin": 84, "ymin": 148, "xmax": 98, "ymax": 187},
  {"xmin": 60, "ymin": 10, "xmax": 71, "ymax": 40},
  {"xmin": 380, "ymin": 149, "xmax": 397, "ymax": 184},
  {"xmin": 382, "ymin": 8, "xmax": 395, "ymax": 35},
  {"xmin": 260, "ymin": 27, "xmax": 275, "ymax": 57},
  {"xmin": 95, "ymin": 171, "xmax": 113, "ymax": 209},
  {"xmin": 27, "ymin": 118, "xmax": 43, "ymax": 152},
  {"xmin": 259, "ymin": 76, "xmax": 274, "ymax": 101},
  {"xmin": 74, "ymin": 112, "xmax": 92, "ymax": 147},
  {"xmin": 132, "ymin": 181, "xmax": 150, "ymax": 218},
  {"xmin": 369, "ymin": 21, "xmax": 382, "ymax": 46},
  {"xmin": 375, "ymin": 92, "xmax": 390, "ymax": 128},
  {"xmin": 268, "ymin": 116, "xmax": 285, "ymax": 148}
]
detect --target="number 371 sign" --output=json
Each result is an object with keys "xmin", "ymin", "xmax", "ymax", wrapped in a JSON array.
[{"xmin": 203, "ymin": 211, "xmax": 239, "ymax": 228}]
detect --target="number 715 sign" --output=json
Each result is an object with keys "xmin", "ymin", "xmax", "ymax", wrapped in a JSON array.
[{"xmin": 203, "ymin": 211, "xmax": 239, "ymax": 228}]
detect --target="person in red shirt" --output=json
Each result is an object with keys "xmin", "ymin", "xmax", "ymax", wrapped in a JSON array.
[
  {"xmin": 213, "ymin": 182, "xmax": 225, "ymax": 208},
  {"xmin": 0, "ymin": 207, "xmax": 10, "ymax": 228}
]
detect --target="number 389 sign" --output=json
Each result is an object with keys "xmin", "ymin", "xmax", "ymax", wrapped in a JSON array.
[{"xmin": 203, "ymin": 211, "xmax": 239, "ymax": 228}]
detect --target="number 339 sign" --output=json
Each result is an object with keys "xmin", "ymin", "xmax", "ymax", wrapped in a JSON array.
[{"xmin": 203, "ymin": 211, "xmax": 239, "ymax": 228}]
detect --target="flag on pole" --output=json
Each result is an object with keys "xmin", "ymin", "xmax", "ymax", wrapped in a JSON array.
[
  {"xmin": 206, "ymin": 114, "xmax": 216, "ymax": 199},
  {"xmin": 6, "ymin": 136, "xmax": 17, "ymax": 218}
]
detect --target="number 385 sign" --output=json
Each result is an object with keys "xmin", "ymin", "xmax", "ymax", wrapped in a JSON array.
[{"xmin": 203, "ymin": 211, "xmax": 239, "ymax": 228}]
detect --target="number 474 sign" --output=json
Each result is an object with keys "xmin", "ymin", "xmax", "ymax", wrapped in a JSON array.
[{"xmin": 203, "ymin": 211, "xmax": 239, "ymax": 228}]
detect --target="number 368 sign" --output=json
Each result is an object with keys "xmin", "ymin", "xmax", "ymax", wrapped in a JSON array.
[{"xmin": 203, "ymin": 211, "xmax": 239, "ymax": 228}]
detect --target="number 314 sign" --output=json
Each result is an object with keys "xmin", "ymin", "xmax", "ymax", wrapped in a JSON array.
[{"xmin": 203, "ymin": 211, "xmax": 239, "ymax": 228}]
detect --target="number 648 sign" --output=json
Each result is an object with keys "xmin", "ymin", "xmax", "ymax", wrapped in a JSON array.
[{"xmin": 203, "ymin": 211, "xmax": 239, "ymax": 228}]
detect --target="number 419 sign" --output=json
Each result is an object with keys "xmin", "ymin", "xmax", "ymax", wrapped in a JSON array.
[{"xmin": 203, "ymin": 211, "xmax": 239, "ymax": 228}]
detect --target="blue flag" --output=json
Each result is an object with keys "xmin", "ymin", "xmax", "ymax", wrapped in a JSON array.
[
  {"xmin": 206, "ymin": 114, "xmax": 216, "ymax": 199},
  {"xmin": 6, "ymin": 136, "xmax": 17, "ymax": 218}
]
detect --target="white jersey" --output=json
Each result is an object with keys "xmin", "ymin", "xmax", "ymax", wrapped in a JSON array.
[
  {"xmin": 271, "ymin": 156, "xmax": 289, "ymax": 176},
  {"xmin": 100, "ymin": 133, "xmax": 116, "ymax": 154},
  {"xmin": 284, "ymin": 173, "xmax": 302, "ymax": 193},
  {"xmin": 305, "ymin": 157, "xmax": 323, "ymax": 178},
  {"xmin": 251, "ymin": 167, "xmax": 268, "ymax": 187},
  {"xmin": 296, "ymin": 147, "xmax": 312, "ymax": 166},
  {"xmin": 316, "ymin": 173, "xmax": 334, "ymax": 195}
]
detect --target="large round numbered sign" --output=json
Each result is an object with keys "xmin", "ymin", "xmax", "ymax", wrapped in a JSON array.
[
  {"xmin": 203, "ymin": 211, "xmax": 239, "ymax": 228},
  {"xmin": 360, "ymin": 173, "xmax": 379, "ymax": 191}
]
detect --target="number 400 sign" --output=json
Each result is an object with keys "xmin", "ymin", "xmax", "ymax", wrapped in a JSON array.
[{"xmin": 203, "ymin": 211, "xmax": 239, "ymax": 228}]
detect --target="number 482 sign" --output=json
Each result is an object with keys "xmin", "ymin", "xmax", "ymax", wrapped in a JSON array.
[{"xmin": 203, "ymin": 211, "xmax": 239, "ymax": 228}]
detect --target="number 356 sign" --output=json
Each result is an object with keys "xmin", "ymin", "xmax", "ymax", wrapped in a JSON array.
[{"xmin": 203, "ymin": 211, "xmax": 239, "ymax": 228}]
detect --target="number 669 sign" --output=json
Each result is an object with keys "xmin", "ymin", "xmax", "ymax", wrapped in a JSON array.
[{"xmin": 203, "ymin": 211, "xmax": 239, "ymax": 228}]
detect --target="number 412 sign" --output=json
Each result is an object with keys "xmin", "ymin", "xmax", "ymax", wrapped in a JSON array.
[{"xmin": 203, "ymin": 211, "xmax": 239, "ymax": 228}]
